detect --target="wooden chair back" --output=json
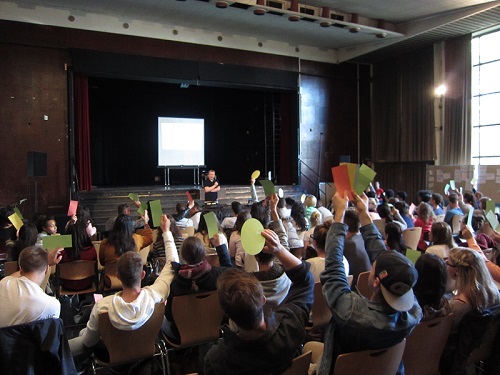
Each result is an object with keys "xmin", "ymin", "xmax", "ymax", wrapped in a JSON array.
[
  {"xmin": 101, "ymin": 260, "xmax": 123, "ymax": 291},
  {"xmin": 167, "ymin": 290, "xmax": 224, "ymax": 348},
  {"xmin": 309, "ymin": 281, "xmax": 332, "ymax": 330},
  {"xmin": 97, "ymin": 302, "xmax": 165, "ymax": 366},
  {"xmin": 356, "ymin": 271, "xmax": 372, "ymax": 299},
  {"xmin": 56, "ymin": 260, "xmax": 97, "ymax": 296},
  {"xmin": 333, "ymin": 339, "xmax": 406, "ymax": 375},
  {"xmin": 402, "ymin": 227, "xmax": 422, "ymax": 251},
  {"xmin": 435, "ymin": 214, "xmax": 445, "ymax": 222},
  {"xmin": 179, "ymin": 226, "xmax": 195, "ymax": 239},
  {"xmin": 279, "ymin": 350, "xmax": 312, "ymax": 375},
  {"xmin": 3, "ymin": 261, "xmax": 18, "ymax": 276},
  {"xmin": 403, "ymin": 314, "xmax": 454, "ymax": 375}
]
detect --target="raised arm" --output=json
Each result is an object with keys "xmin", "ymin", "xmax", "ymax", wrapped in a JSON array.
[
  {"xmin": 212, "ymin": 233, "xmax": 232, "ymax": 267},
  {"xmin": 267, "ymin": 193, "xmax": 289, "ymax": 251},
  {"xmin": 353, "ymin": 193, "xmax": 386, "ymax": 263}
]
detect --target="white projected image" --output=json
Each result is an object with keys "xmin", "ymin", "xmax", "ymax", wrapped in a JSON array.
[{"xmin": 158, "ymin": 117, "xmax": 205, "ymax": 166}]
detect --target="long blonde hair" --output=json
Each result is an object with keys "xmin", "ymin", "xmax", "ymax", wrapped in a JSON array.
[{"xmin": 448, "ymin": 247, "xmax": 500, "ymax": 311}]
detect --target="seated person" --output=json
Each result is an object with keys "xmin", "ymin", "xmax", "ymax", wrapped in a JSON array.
[
  {"xmin": 187, "ymin": 201, "xmax": 202, "ymax": 231},
  {"xmin": 7, "ymin": 222, "xmax": 38, "ymax": 262},
  {"xmin": 426, "ymin": 222, "xmax": 456, "ymax": 260},
  {"xmin": 0, "ymin": 207, "xmax": 17, "ymax": 254},
  {"xmin": 220, "ymin": 201, "xmax": 243, "ymax": 230},
  {"xmin": 414, "ymin": 202, "xmax": 435, "ymax": 251},
  {"xmin": 307, "ymin": 221, "xmax": 349, "ymax": 282},
  {"xmin": 152, "ymin": 214, "xmax": 184, "ymax": 274},
  {"xmin": 470, "ymin": 214, "xmax": 497, "ymax": 250},
  {"xmin": 172, "ymin": 202, "xmax": 194, "ymax": 229},
  {"xmin": 445, "ymin": 247, "xmax": 499, "ymax": 329},
  {"xmin": 431, "ymin": 193, "xmax": 444, "ymax": 216},
  {"xmin": 384, "ymin": 222, "xmax": 407, "ymax": 255},
  {"xmin": 252, "ymin": 251, "xmax": 291, "ymax": 308},
  {"xmin": 36, "ymin": 215, "xmax": 58, "ymax": 245},
  {"xmin": 444, "ymin": 193, "xmax": 463, "ymax": 228},
  {"xmin": 0, "ymin": 246, "xmax": 62, "ymax": 327},
  {"xmin": 204, "ymin": 229, "xmax": 314, "ymax": 375},
  {"xmin": 318, "ymin": 192, "xmax": 422, "ymax": 375},
  {"xmin": 394, "ymin": 201, "xmax": 414, "ymax": 228},
  {"xmin": 414, "ymin": 253, "xmax": 451, "ymax": 321},
  {"xmin": 104, "ymin": 202, "xmax": 144, "ymax": 232},
  {"xmin": 304, "ymin": 195, "xmax": 320, "ymax": 221},
  {"xmin": 68, "ymin": 215, "xmax": 177, "ymax": 363},
  {"xmin": 61, "ymin": 220, "xmax": 97, "ymax": 291},
  {"xmin": 164, "ymin": 233, "xmax": 232, "ymax": 343},
  {"xmin": 99, "ymin": 213, "xmax": 152, "ymax": 267},
  {"xmin": 194, "ymin": 211, "xmax": 227, "ymax": 252},
  {"xmin": 230, "ymin": 211, "xmax": 252, "ymax": 268}
]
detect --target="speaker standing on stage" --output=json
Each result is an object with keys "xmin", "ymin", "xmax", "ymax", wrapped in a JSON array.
[{"xmin": 203, "ymin": 170, "xmax": 220, "ymax": 203}]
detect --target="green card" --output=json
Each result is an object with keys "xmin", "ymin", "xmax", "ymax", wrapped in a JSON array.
[
  {"xmin": 354, "ymin": 164, "xmax": 377, "ymax": 195},
  {"xmin": 149, "ymin": 200, "xmax": 163, "ymax": 228},
  {"xmin": 42, "ymin": 234, "xmax": 72, "ymax": 250},
  {"xmin": 14, "ymin": 207, "xmax": 23, "ymax": 220},
  {"xmin": 8, "ymin": 213, "xmax": 23, "ymax": 231},
  {"xmin": 203, "ymin": 211, "xmax": 219, "ymax": 239},
  {"xmin": 259, "ymin": 179, "xmax": 275, "ymax": 197},
  {"xmin": 241, "ymin": 218, "xmax": 265, "ymax": 255},
  {"xmin": 137, "ymin": 202, "xmax": 148, "ymax": 216},
  {"xmin": 486, "ymin": 199, "xmax": 495, "ymax": 214},
  {"xmin": 128, "ymin": 193, "xmax": 139, "ymax": 202},
  {"xmin": 486, "ymin": 211, "xmax": 500, "ymax": 231},
  {"xmin": 406, "ymin": 249, "xmax": 421, "ymax": 265}
]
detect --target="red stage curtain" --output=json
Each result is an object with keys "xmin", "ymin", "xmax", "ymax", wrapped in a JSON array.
[{"xmin": 74, "ymin": 75, "xmax": 92, "ymax": 191}]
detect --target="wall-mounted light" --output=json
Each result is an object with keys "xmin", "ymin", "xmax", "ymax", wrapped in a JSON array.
[
  {"xmin": 319, "ymin": 7, "xmax": 332, "ymax": 27},
  {"xmin": 375, "ymin": 32, "xmax": 387, "ymax": 38},
  {"xmin": 216, "ymin": 1, "xmax": 229, "ymax": 8},
  {"xmin": 435, "ymin": 85, "xmax": 447, "ymax": 97},
  {"xmin": 288, "ymin": 0, "xmax": 301, "ymax": 21},
  {"xmin": 254, "ymin": 0, "xmax": 266, "ymax": 15}
]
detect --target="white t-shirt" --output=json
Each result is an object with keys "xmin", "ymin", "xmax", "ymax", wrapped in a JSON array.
[
  {"xmin": 306, "ymin": 256, "xmax": 350, "ymax": 283},
  {"xmin": 0, "ymin": 276, "xmax": 60, "ymax": 328}
]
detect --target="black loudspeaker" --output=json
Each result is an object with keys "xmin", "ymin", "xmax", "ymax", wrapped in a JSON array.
[{"xmin": 27, "ymin": 152, "xmax": 47, "ymax": 177}]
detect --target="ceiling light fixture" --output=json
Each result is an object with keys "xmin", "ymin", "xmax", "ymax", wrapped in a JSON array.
[
  {"xmin": 254, "ymin": 0, "xmax": 266, "ymax": 15},
  {"xmin": 319, "ymin": 7, "xmax": 332, "ymax": 27},
  {"xmin": 375, "ymin": 32, "xmax": 387, "ymax": 38},
  {"xmin": 349, "ymin": 27, "xmax": 361, "ymax": 33},
  {"xmin": 288, "ymin": 0, "xmax": 301, "ymax": 22}
]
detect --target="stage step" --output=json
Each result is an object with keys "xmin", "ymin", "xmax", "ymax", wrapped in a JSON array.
[{"xmin": 79, "ymin": 185, "xmax": 306, "ymax": 232}]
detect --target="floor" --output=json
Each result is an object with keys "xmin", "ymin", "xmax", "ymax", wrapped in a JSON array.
[{"xmin": 60, "ymin": 295, "xmax": 202, "ymax": 375}]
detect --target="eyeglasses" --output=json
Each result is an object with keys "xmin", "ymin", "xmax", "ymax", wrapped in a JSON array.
[
  {"xmin": 446, "ymin": 262, "xmax": 458, "ymax": 268},
  {"xmin": 310, "ymin": 234, "xmax": 315, "ymax": 241}
]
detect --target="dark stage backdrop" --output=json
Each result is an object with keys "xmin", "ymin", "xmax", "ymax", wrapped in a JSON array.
[{"xmin": 89, "ymin": 78, "xmax": 298, "ymax": 186}]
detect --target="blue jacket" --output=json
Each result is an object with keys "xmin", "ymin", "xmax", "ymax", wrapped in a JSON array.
[{"xmin": 318, "ymin": 222, "xmax": 422, "ymax": 375}]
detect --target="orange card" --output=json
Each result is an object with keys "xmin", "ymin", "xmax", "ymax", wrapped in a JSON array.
[{"xmin": 332, "ymin": 165, "xmax": 354, "ymax": 200}]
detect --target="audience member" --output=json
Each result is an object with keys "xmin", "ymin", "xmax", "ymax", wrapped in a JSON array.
[
  {"xmin": 0, "ymin": 207, "xmax": 17, "ymax": 249},
  {"xmin": 62, "ymin": 221, "xmax": 97, "ymax": 291},
  {"xmin": 221, "ymin": 201, "xmax": 243, "ymax": 230},
  {"xmin": 426, "ymin": 222, "xmax": 455, "ymax": 259},
  {"xmin": 152, "ymin": 214, "xmax": 184, "ymax": 273},
  {"xmin": 318, "ymin": 192, "xmax": 422, "ymax": 375},
  {"xmin": 173, "ymin": 202, "xmax": 194, "ymax": 229},
  {"xmin": 394, "ymin": 201, "xmax": 414, "ymax": 228},
  {"xmin": 231, "ymin": 211, "xmax": 252, "ymax": 269},
  {"xmin": 303, "ymin": 211, "xmax": 322, "ymax": 250},
  {"xmin": 414, "ymin": 253, "xmax": 451, "ymax": 321},
  {"xmin": 458, "ymin": 191, "xmax": 475, "ymax": 217},
  {"xmin": 431, "ymin": 193, "xmax": 444, "ymax": 215},
  {"xmin": 396, "ymin": 191, "xmax": 407, "ymax": 202},
  {"xmin": 7, "ymin": 222, "xmax": 38, "ymax": 262},
  {"xmin": 164, "ymin": 233, "xmax": 232, "ymax": 343},
  {"xmin": 194, "ymin": 210, "xmax": 228, "ymax": 251},
  {"xmin": 470, "ymin": 214, "xmax": 497, "ymax": 250},
  {"xmin": 252, "ymin": 251, "xmax": 291, "ymax": 308},
  {"xmin": 417, "ymin": 190, "xmax": 432, "ymax": 204},
  {"xmin": 68, "ymin": 215, "xmax": 178, "ymax": 366},
  {"xmin": 377, "ymin": 203, "xmax": 407, "ymax": 231},
  {"xmin": 444, "ymin": 193, "xmax": 463, "ymax": 228},
  {"xmin": 317, "ymin": 202, "xmax": 332, "ymax": 223},
  {"xmin": 304, "ymin": 195, "xmax": 320, "ymax": 221},
  {"xmin": 342, "ymin": 209, "xmax": 371, "ymax": 289},
  {"xmin": 367, "ymin": 197, "xmax": 381, "ymax": 220},
  {"xmin": 414, "ymin": 201, "xmax": 435, "ymax": 251},
  {"xmin": 445, "ymin": 247, "xmax": 499, "ymax": 328},
  {"xmin": 385, "ymin": 222, "xmax": 407, "ymax": 255},
  {"xmin": 0, "ymin": 246, "xmax": 62, "ymax": 327},
  {"xmin": 187, "ymin": 201, "xmax": 202, "ymax": 230},
  {"xmin": 204, "ymin": 229, "xmax": 314, "ymax": 375},
  {"xmin": 306, "ymin": 221, "xmax": 349, "ymax": 282},
  {"xmin": 104, "ymin": 202, "xmax": 144, "ymax": 232},
  {"xmin": 99, "ymin": 213, "xmax": 152, "ymax": 267},
  {"xmin": 36, "ymin": 215, "xmax": 58, "ymax": 245}
]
